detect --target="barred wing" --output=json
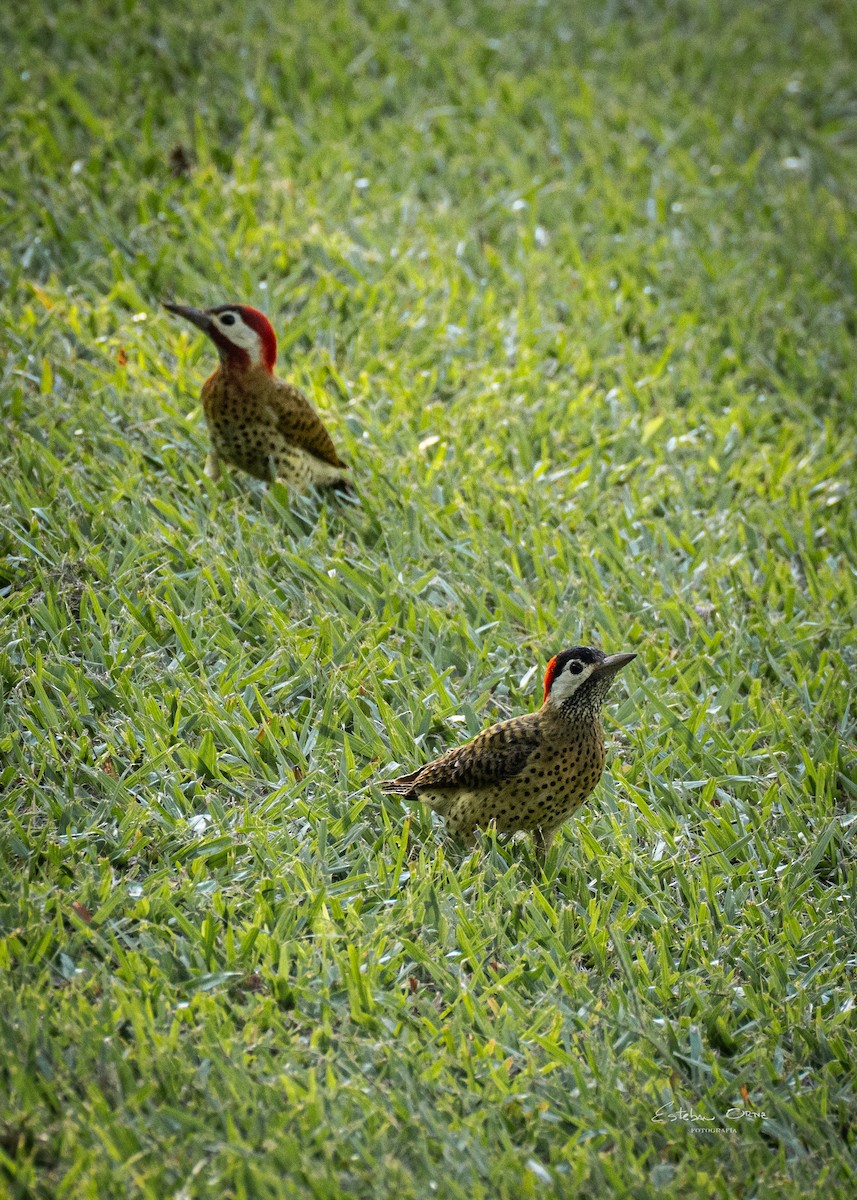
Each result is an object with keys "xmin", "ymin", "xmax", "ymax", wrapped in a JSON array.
[{"xmin": 381, "ymin": 713, "xmax": 541, "ymax": 796}]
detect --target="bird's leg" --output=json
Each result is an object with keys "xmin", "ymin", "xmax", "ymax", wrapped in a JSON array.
[
  {"xmin": 453, "ymin": 823, "xmax": 478, "ymax": 851},
  {"xmin": 533, "ymin": 826, "xmax": 556, "ymax": 862},
  {"xmin": 204, "ymin": 449, "xmax": 221, "ymax": 481}
]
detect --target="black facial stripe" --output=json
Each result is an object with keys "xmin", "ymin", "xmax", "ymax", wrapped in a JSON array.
[{"xmin": 551, "ymin": 646, "xmax": 605, "ymax": 679}]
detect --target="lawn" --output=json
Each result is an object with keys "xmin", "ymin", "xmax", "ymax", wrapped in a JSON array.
[{"xmin": 1, "ymin": 0, "xmax": 856, "ymax": 1196}]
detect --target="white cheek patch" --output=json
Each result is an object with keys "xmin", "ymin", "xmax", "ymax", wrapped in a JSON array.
[
  {"xmin": 548, "ymin": 662, "xmax": 596, "ymax": 704},
  {"xmin": 214, "ymin": 316, "xmax": 262, "ymax": 363}
]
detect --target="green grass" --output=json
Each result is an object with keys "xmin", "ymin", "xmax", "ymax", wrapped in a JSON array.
[{"xmin": 2, "ymin": 0, "xmax": 856, "ymax": 1195}]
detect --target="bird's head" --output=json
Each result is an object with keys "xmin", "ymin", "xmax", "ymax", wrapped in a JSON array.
[
  {"xmin": 164, "ymin": 302, "xmax": 277, "ymax": 373},
  {"xmin": 542, "ymin": 646, "xmax": 636, "ymax": 716}
]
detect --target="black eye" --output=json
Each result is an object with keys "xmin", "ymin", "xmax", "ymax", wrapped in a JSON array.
[
  {"xmin": 220, "ymin": 313, "xmax": 236, "ymax": 326},
  {"xmin": 568, "ymin": 662, "xmax": 583, "ymax": 675}
]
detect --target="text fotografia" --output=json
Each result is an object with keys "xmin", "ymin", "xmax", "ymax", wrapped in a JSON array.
[{"xmin": 654, "ymin": 1105, "xmax": 766, "ymax": 1124}]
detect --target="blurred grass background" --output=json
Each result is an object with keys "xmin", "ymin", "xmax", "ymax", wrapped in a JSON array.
[{"xmin": 1, "ymin": 0, "xmax": 856, "ymax": 1196}]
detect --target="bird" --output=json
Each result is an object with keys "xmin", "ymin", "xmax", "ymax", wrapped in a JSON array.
[
  {"xmin": 163, "ymin": 302, "xmax": 351, "ymax": 493},
  {"xmin": 380, "ymin": 647, "xmax": 636, "ymax": 859}
]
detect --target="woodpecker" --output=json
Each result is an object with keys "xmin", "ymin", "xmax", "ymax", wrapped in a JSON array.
[
  {"xmin": 163, "ymin": 302, "xmax": 351, "ymax": 492},
  {"xmin": 381, "ymin": 647, "xmax": 636, "ymax": 859}
]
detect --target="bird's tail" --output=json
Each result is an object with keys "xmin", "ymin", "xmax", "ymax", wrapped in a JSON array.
[{"xmin": 379, "ymin": 780, "xmax": 415, "ymax": 796}]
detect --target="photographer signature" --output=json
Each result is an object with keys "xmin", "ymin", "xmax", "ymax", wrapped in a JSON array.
[{"xmin": 654, "ymin": 1105, "xmax": 766, "ymax": 1123}]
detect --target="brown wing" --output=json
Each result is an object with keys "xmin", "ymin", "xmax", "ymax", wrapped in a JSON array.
[
  {"xmin": 381, "ymin": 712, "xmax": 541, "ymax": 796},
  {"xmin": 267, "ymin": 378, "xmax": 347, "ymax": 469}
]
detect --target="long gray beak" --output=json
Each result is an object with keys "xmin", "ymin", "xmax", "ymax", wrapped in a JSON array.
[
  {"xmin": 163, "ymin": 302, "xmax": 214, "ymax": 336},
  {"xmin": 595, "ymin": 651, "xmax": 637, "ymax": 676}
]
